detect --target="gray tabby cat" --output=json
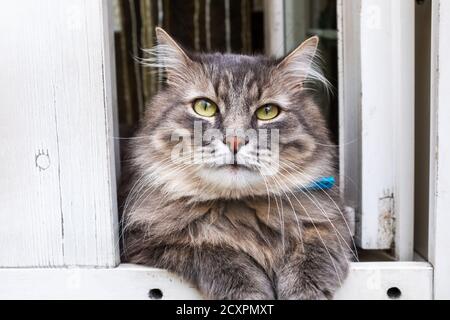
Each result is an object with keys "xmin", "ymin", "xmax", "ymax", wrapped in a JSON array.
[{"xmin": 121, "ymin": 28, "xmax": 353, "ymax": 300}]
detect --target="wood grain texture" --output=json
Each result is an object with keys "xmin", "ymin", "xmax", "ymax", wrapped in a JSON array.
[
  {"xmin": 0, "ymin": 0, "xmax": 119, "ymax": 267},
  {"xmin": 0, "ymin": 263, "xmax": 432, "ymax": 300}
]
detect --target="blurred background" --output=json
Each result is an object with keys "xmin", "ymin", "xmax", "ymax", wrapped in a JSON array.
[{"xmin": 112, "ymin": 0, "xmax": 338, "ymax": 143}]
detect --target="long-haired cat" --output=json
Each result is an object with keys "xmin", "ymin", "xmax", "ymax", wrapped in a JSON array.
[{"xmin": 121, "ymin": 28, "xmax": 353, "ymax": 300}]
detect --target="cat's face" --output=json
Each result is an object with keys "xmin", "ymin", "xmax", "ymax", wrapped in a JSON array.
[{"xmin": 133, "ymin": 28, "xmax": 334, "ymax": 200}]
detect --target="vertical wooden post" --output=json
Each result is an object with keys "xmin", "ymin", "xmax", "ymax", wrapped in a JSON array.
[
  {"xmin": 429, "ymin": 0, "xmax": 450, "ymax": 300},
  {"xmin": 0, "ymin": 0, "xmax": 119, "ymax": 267},
  {"xmin": 391, "ymin": 0, "xmax": 415, "ymax": 261},
  {"xmin": 339, "ymin": 0, "xmax": 415, "ymax": 260}
]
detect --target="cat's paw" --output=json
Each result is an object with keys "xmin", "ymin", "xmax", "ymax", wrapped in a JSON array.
[
  {"xmin": 277, "ymin": 242, "xmax": 350, "ymax": 300},
  {"xmin": 208, "ymin": 285, "xmax": 276, "ymax": 301},
  {"xmin": 279, "ymin": 281, "xmax": 335, "ymax": 300},
  {"xmin": 234, "ymin": 291, "xmax": 276, "ymax": 301},
  {"xmin": 277, "ymin": 266, "xmax": 345, "ymax": 300}
]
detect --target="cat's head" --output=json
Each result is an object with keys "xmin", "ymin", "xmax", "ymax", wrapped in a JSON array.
[{"xmin": 132, "ymin": 28, "xmax": 335, "ymax": 201}]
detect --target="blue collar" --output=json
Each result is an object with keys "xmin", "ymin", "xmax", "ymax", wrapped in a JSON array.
[{"xmin": 302, "ymin": 176, "xmax": 335, "ymax": 191}]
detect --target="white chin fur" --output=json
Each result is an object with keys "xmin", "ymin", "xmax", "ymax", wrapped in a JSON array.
[{"xmin": 198, "ymin": 166, "xmax": 264, "ymax": 191}]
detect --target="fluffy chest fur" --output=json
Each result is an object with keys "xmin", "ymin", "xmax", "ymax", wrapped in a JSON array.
[{"xmin": 122, "ymin": 187, "xmax": 347, "ymax": 275}]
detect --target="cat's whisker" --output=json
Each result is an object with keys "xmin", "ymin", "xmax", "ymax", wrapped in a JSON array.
[
  {"xmin": 250, "ymin": 169, "xmax": 276, "ymax": 248},
  {"xmin": 276, "ymin": 168, "xmax": 347, "ymax": 256},
  {"xmin": 256, "ymin": 166, "xmax": 286, "ymax": 250},
  {"xmin": 278, "ymin": 159, "xmax": 358, "ymax": 261},
  {"xmin": 123, "ymin": 174, "xmax": 149, "ymax": 221},
  {"xmin": 120, "ymin": 172, "xmax": 156, "ymax": 256},
  {"xmin": 314, "ymin": 139, "xmax": 359, "ymax": 148},
  {"xmin": 275, "ymin": 167, "xmax": 357, "ymax": 263},
  {"xmin": 257, "ymin": 163, "xmax": 305, "ymax": 254},
  {"xmin": 261, "ymin": 174, "xmax": 341, "ymax": 285},
  {"xmin": 263, "ymin": 166, "xmax": 343, "ymax": 286},
  {"xmin": 256, "ymin": 167, "xmax": 272, "ymax": 223},
  {"xmin": 111, "ymin": 136, "xmax": 152, "ymax": 141},
  {"xmin": 126, "ymin": 156, "xmax": 196, "ymax": 216}
]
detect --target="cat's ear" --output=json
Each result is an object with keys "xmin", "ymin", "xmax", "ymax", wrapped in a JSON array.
[
  {"xmin": 276, "ymin": 36, "xmax": 328, "ymax": 89},
  {"xmin": 154, "ymin": 27, "xmax": 191, "ymax": 65},
  {"xmin": 142, "ymin": 27, "xmax": 195, "ymax": 85}
]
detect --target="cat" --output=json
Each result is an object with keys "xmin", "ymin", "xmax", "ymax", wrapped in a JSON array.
[{"xmin": 120, "ymin": 27, "xmax": 353, "ymax": 300}]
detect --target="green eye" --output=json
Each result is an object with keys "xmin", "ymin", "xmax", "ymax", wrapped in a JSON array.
[
  {"xmin": 256, "ymin": 104, "xmax": 280, "ymax": 121},
  {"xmin": 193, "ymin": 99, "xmax": 218, "ymax": 117}
]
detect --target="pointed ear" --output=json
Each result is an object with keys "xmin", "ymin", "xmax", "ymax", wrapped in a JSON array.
[
  {"xmin": 276, "ymin": 36, "xmax": 328, "ymax": 88},
  {"xmin": 280, "ymin": 36, "xmax": 319, "ymax": 70},
  {"xmin": 142, "ymin": 28, "xmax": 195, "ymax": 85},
  {"xmin": 154, "ymin": 27, "xmax": 191, "ymax": 65}
]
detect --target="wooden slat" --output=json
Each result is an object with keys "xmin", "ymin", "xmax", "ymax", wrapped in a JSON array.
[
  {"xmin": 0, "ymin": 263, "xmax": 432, "ymax": 300},
  {"xmin": 335, "ymin": 262, "xmax": 432, "ymax": 300},
  {"xmin": 0, "ymin": 0, "xmax": 119, "ymax": 267},
  {"xmin": 429, "ymin": 0, "xmax": 450, "ymax": 300},
  {"xmin": 390, "ymin": 0, "xmax": 415, "ymax": 261},
  {"xmin": 340, "ymin": 0, "xmax": 415, "ymax": 258}
]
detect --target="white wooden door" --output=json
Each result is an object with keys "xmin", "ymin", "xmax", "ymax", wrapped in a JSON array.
[{"xmin": 0, "ymin": 0, "xmax": 119, "ymax": 267}]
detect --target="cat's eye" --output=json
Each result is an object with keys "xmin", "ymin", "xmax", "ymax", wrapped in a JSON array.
[
  {"xmin": 193, "ymin": 99, "xmax": 218, "ymax": 117},
  {"xmin": 256, "ymin": 104, "xmax": 280, "ymax": 121}
]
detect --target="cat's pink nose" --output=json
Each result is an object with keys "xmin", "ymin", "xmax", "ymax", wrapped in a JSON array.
[{"xmin": 226, "ymin": 136, "xmax": 245, "ymax": 155}]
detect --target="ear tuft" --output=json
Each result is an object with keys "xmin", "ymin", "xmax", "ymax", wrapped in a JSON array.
[
  {"xmin": 277, "ymin": 36, "xmax": 330, "ymax": 90},
  {"xmin": 154, "ymin": 27, "xmax": 190, "ymax": 61},
  {"xmin": 140, "ymin": 28, "xmax": 192, "ymax": 74}
]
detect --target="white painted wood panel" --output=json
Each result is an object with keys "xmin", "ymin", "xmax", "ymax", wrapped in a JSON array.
[
  {"xmin": 0, "ymin": 263, "xmax": 432, "ymax": 300},
  {"xmin": 334, "ymin": 262, "xmax": 432, "ymax": 300},
  {"xmin": 340, "ymin": 0, "xmax": 415, "ymax": 259},
  {"xmin": 389, "ymin": 0, "xmax": 415, "ymax": 261},
  {"xmin": 0, "ymin": 0, "xmax": 119, "ymax": 267},
  {"xmin": 0, "ymin": 265, "xmax": 203, "ymax": 300},
  {"xmin": 429, "ymin": 0, "xmax": 450, "ymax": 300}
]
